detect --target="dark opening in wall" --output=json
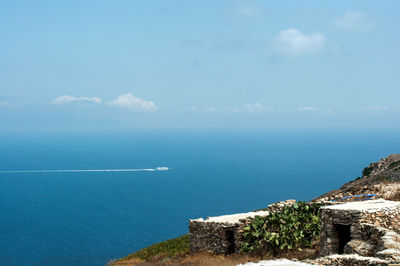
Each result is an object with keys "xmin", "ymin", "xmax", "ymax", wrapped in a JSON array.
[
  {"xmin": 224, "ymin": 229, "xmax": 235, "ymax": 254},
  {"xmin": 335, "ymin": 224, "xmax": 351, "ymax": 254}
]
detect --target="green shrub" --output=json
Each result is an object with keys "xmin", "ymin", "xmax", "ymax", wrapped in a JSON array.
[
  {"xmin": 242, "ymin": 202, "xmax": 321, "ymax": 255},
  {"xmin": 362, "ymin": 166, "xmax": 374, "ymax": 177},
  {"xmin": 389, "ymin": 161, "xmax": 400, "ymax": 169},
  {"xmin": 116, "ymin": 234, "xmax": 189, "ymax": 262}
]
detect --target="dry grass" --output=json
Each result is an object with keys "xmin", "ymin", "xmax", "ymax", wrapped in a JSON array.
[
  {"xmin": 111, "ymin": 245, "xmax": 319, "ymax": 265},
  {"xmin": 168, "ymin": 252, "xmax": 257, "ymax": 266},
  {"xmin": 112, "ymin": 252, "xmax": 260, "ymax": 266}
]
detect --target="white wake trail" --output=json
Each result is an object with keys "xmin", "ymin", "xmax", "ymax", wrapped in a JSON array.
[{"xmin": 0, "ymin": 167, "xmax": 169, "ymax": 173}]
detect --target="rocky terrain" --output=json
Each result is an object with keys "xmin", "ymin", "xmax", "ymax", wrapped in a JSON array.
[{"xmin": 315, "ymin": 154, "xmax": 400, "ymax": 203}]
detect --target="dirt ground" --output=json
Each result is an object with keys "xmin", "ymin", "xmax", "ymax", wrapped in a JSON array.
[{"xmin": 113, "ymin": 253, "xmax": 259, "ymax": 266}]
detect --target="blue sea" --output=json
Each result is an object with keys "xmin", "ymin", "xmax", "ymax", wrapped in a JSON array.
[{"xmin": 1, "ymin": 130, "xmax": 400, "ymax": 266}]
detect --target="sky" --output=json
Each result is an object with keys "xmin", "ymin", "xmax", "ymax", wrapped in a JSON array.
[{"xmin": 1, "ymin": 0, "xmax": 400, "ymax": 132}]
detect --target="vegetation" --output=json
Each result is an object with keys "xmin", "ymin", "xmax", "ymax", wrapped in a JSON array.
[
  {"xmin": 115, "ymin": 234, "xmax": 189, "ymax": 263},
  {"xmin": 362, "ymin": 166, "xmax": 374, "ymax": 177},
  {"xmin": 242, "ymin": 202, "xmax": 321, "ymax": 255},
  {"xmin": 389, "ymin": 161, "xmax": 400, "ymax": 169},
  {"xmin": 348, "ymin": 176, "xmax": 362, "ymax": 183}
]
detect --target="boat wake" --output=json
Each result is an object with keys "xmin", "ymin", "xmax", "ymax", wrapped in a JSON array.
[{"xmin": 0, "ymin": 167, "xmax": 169, "ymax": 173}]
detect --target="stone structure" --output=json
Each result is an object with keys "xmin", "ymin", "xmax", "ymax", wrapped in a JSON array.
[
  {"xmin": 267, "ymin": 199, "xmax": 296, "ymax": 213},
  {"xmin": 189, "ymin": 199, "xmax": 400, "ymax": 264},
  {"xmin": 188, "ymin": 155, "xmax": 400, "ymax": 264},
  {"xmin": 319, "ymin": 199, "xmax": 400, "ymax": 263},
  {"xmin": 189, "ymin": 200, "xmax": 299, "ymax": 255},
  {"xmin": 189, "ymin": 211, "xmax": 268, "ymax": 254}
]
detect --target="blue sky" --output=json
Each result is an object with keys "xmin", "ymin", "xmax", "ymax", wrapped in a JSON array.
[{"xmin": 1, "ymin": 0, "xmax": 399, "ymax": 131}]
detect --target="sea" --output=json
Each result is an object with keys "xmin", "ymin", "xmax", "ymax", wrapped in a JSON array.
[{"xmin": 1, "ymin": 130, "xmax": 400, "ymax": 266}]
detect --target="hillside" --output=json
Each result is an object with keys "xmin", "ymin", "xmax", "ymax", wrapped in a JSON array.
[{"xmin": 315, "ymin": 154, "xmax": 400, "ymax": 203}]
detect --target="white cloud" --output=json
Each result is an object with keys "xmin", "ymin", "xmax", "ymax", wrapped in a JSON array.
[
  {"xmin": 187, "ymin": 106, "xmax": 216, "ymax": 113},
  {"xmin": 226, "ymin": 103, "xmax": 270, "ymax": 114},
  {"xmin": 297, "ymin": 107, "xmax": 317, "ymax": 112},
  {"xmin": 226, "ymin": 106, "xmax": 241, "ymax": 113},
  {"xmin": 106, "ymin": 93, "xmax": 157, "ymax": 111},
  {"xmin": 188, "ymin": 103, "xmax": 270, "ymax": 114},
  {"xmin": 244, "ymin": 102, "xmax": 265, "ymax": 113},
  {"xmin": 273, "ymin": 28, "xmax": 326, "ymax": 57},
  {"xmin": 51, "ymin": 95, "xmax": 102, "ymax": 105},
  {"xmin": 334, "ymin": 11, "xmax": 375, "ymax": 33}
]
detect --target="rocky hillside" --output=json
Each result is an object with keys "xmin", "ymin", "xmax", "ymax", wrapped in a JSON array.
[{"xmin": 315, "ymin": 154, "xmax": 400, "ymax": 202}]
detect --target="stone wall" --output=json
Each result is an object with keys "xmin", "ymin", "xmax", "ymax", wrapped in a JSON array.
[
  {"xmin": 267, "ymin": 199, "xmax": 296, "ymax": 213},
  {"xmin": 319, "ymin": 200, "xmax": 400, "ymax": 258},
  {"xmin": 359, "ymin": 207, "xmax": 400, "ymax": 233},
  {"xmin": 313, "ymin": 224, "xmax": 400, "ymax": 265},
  {"xmin": 189, "ymin": 211, "xmax": 268, "ymax": 254},
  {"xmin": 233, "ymin": 219, "xmax": 253, "ymax": 253},
  {"xmin": 319, "ymin": 208, "xmax": 361, "ymax": 256},
  {"xmin": 189, "ymin": 219, "xmax": 255, "ymax": 254},
  {"xmin": 189, "ymin": 220, "xmax": 238, "ymax": 254}
]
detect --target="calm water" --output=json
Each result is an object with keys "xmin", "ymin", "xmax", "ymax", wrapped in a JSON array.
[{"xmin": 1, "ymin": 130, "xmax": 399, "ymax": 265}]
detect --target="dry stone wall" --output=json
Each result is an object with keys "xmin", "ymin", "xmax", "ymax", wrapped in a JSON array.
[
  {"xmin": 267, "ymin": 199, "xmax": 296, "ymax": 213},
  {"xmin": 189, "ymin": 211, "xmax": 268, "ymax": 254},
  {"xmin": 320, "ymin": 199, "xmax": 400, "ymax": 264},
  {"xmin": 319, "ymin": 208, "xmax": 360, "ymax": 256},
  {"xmin": 359, "ymin": 207, "xmax": 400, "ymax": 233},
  {"xmin": 188, "ymin": 200, "xmax": 299, "ymax": 255},
  {"xmin": 189, "ymin": 220, "xmax": 238, "ymax": 254}
]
